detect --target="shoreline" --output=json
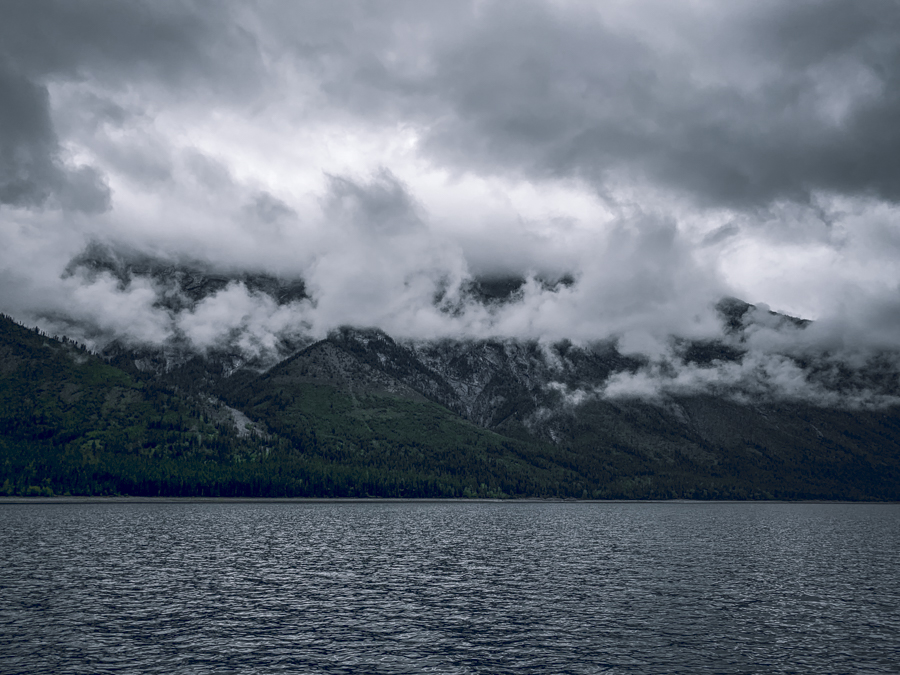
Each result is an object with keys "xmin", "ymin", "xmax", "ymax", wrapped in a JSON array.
[{"xmin": 0, "ymin": 496, "xmax": 895, "ymax": 505}]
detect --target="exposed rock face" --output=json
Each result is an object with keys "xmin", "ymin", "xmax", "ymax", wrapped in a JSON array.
[
  {"xmin": 65, "ymin": 242, "xmax": 310, "ymax": 313},
  {"xmin": 408, "ymin": 338, "xmax": 643, "ymax": 426},
  {"xmin": 266, "ymin": 340, "xmax": 427, "ymax": 401},
  {"xmin": 322, "ymin": 327, "xmax": 732, "ymax": 442}
]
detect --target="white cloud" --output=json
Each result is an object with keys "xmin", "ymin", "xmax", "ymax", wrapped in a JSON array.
[{"xmin": 177, "ymin": 283, "xmax": 312, "ymax": 356}]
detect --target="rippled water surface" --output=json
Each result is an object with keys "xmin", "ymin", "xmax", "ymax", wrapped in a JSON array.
[{"xmin": 1, "ymin": 501, "xmax": 898, "ymax": 674}]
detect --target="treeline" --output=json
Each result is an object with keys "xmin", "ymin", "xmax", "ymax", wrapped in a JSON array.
[
  {"xmin": 0, "ymin": 437, "xmax": 552, "ymax": 499},
  {"xmin": 0, "ymin": 313, "xmax": 95, "ymax": 355},
  {"xmin": 4, "ymin": 435, "xmax": 888, "ymax": 500}
]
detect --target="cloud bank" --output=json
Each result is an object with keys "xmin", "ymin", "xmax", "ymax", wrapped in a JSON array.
[{"xmin": 1, "ymin": 0, "xmax": 900, "ymax": 406}]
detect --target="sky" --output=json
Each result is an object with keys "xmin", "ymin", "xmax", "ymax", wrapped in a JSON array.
[{"xmin": 2, "ymin": 0, "xmax": 900, "ymax": 372}]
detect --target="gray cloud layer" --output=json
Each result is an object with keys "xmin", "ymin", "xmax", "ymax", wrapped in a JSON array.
[
  {"xmin": 7, "ymin": 0, "xmax": 896, "ymax": 209},
  {"xmin": 2, "ymin": 0, "xmax": 900, "ymax": 407},
  {"xmin": 254, "ymin": 0, "xmax": 900, "ymax": 208}
]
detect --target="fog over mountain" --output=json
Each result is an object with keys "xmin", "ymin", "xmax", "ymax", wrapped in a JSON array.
[{"xmin": 2, "ymin": 0, "xmax": 900, "ymax": 408}]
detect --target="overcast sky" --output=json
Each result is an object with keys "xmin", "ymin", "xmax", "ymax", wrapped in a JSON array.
[{"xmin": 2, "ymin": 0, "xmax": 900, "ymax": 358}]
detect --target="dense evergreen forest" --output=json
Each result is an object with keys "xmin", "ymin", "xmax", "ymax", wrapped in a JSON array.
[{"xmin": 1, "ymin": 314, "xmax": 898, "ymax": 499}]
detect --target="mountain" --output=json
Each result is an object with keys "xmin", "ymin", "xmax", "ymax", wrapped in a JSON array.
[
  {"xmin": 4, "ymin": 254, "xmax": 900, "ymax": 499},
  {"xmin": 0, "ymin": 314, "xmax": 594, "ymax": 498},
  {"xmin": 289, "ymin": 323, "xmax": 900, "ymax": 500},
  {"xmin": 0, "ymin": 313, "xmax": 283, "ymax": 496},
  {"xmin": 65, "ymin": 241, "xmax": 311, "ymax": 311}
]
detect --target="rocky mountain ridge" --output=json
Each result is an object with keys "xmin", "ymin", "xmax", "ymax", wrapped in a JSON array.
[
  {"xmin": 3, "ymin": 307, "xmax": 900, "ymax": 499},
  {"xmin": 93, "ymin": 283, "xmax": 899, "ymax": 448},
  {"xmin": 8, "ymin": 245, "xmax": 895, "ymax": 500}
]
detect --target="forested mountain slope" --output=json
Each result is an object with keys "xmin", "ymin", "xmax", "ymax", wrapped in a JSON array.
[
  {"xmin": 0, "ymin": 316, "xmax": 586, "ymax": 497},
  {"xmin": 3, "ymin": 310, "xmax": 900, "ymax": 499},
  {"xmin": 226, "ymin": 331, "xmax": 900, "ymax": 500}
]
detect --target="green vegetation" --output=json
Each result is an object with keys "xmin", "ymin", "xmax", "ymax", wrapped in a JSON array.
[
  {"xmin": 222, "ymin": 375, "xmax": 591, "ymax": 498},
  {"xmin": 556, "ymin": 396, "xmax": 900, "ymax": 500},
  {"xmin": 1, "ymin": 314, "xmax": 898, "ymax": 499},
  {"xmin": 0, "ymin": 315, "xmax": 582, "ymax": 498},
  {"xmin": 0, "ymin": 315, "xmax": 270, "ymax": 495}
]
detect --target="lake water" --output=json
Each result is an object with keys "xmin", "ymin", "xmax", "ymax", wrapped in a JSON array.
[{"xmin": 0, "ymin": 501, "xmax": 897, "ymax": 674}]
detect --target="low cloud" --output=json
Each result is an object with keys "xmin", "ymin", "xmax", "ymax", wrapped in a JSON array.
[
  {"xmin": 177, "ymin": 282, "xmax": 311, "ymax": 358},
  {"xmin": 547, "ymin": 344, "xmax": 900, "ymax": 411}
]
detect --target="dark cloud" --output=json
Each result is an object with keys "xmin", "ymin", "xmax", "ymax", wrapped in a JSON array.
[
  {"xmin": 246, "ymin": 192, "xmax": 297, "ymax": 227},
  {"xmin": 702, "ymin": 224, "xmax": 741, "ymax": 247},
  {"xmin": 0, "ymin": 66, "xmax": 58, "ymax": 206},
  {"xmin": 322, "ymin": 169, "xmax": 425, "ymax": 235},
  {"xmin": 55, "ymin": 165, "xmax": 111, "ymax": 213},
  {"xmin": 0, "ymin": 64, "xmax": 110, "ymax": 211},
  {"xmin": 7, "ymin": 1, "xmax": 900, "ymax": 212},
  {"xmin": 251, "ymin": 0, "xmax": 900, "ymax": 209},
  {"xmin": 183, "ymin": 150, "xmax": 233, "ymax": 191},
  {"xmin": 0, "ymin": 0, "xmax": 262, "ymax": 91},
  {"xmin": 0, "ymin": 0, "xmax": 264, "ymax": 212},
  {"xmin": 409, "ymin": 0, "xmax": 900, "ymax": 208}
]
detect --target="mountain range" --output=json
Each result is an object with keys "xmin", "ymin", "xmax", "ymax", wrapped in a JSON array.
[{"xmin": 3, "ymin": 254, "xmax": 899, "ymax": 500}]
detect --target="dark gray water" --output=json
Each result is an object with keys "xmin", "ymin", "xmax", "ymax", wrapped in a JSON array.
[{"xmin": 0, "ymin": 502, "xmax": 897, "ymax": 674}]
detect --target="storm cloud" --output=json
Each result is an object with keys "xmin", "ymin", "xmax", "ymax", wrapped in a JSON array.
[{"xmin": 2, "ymin": 0, "xmax": 900, "ymax": 406}]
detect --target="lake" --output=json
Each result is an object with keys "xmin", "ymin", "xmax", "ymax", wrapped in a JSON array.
[{"xmin": 0, "ymin": 501, "xmax": 897, "ymax": 674}]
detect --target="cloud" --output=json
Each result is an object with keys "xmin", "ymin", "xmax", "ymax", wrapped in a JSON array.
[
  {"xmin": 0, "ymin": 0, "xmax": 263, "ymax": 94},
  {"xmin": 0, "ymin": 0, "xmax": 268, "ymax": 213},
  {"xmin": 322, "ymin": 168, "xmax": 424, "ymax": 236},
  {"xmin": 431, "ymin": 0, "xmax": 900, "ymax": 208},
  {"xmin": 177, "ymin": 282, "xmax": 311, "ymax": 358},
  {"xmin": 0, "ymin": 65, "xmax": 110, "ymax": 211},
  {"xmin": 540, "ymin": 333, "xmax": 900, "ymax": 411},
  {"xmin": 246, "ymin": 192, "xmax": 297, "ymax": 229},
  {"xmin": 598, "ymin": 348, "xmax": 900, "ymax": 410},
  {"xmin": 0, "ymin": 0, "xmax": 900, "ymax": 408},
  {"xmin": 9, "ymin": 268, "xmax": 172, "ymax": 347},
  {"xmin": 0, "ymin": 67, "xmax": 58, "ymax": 207},
  {"xmin": 252, "ymin": 0, "xmax": 900, "ymax": 209}
]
